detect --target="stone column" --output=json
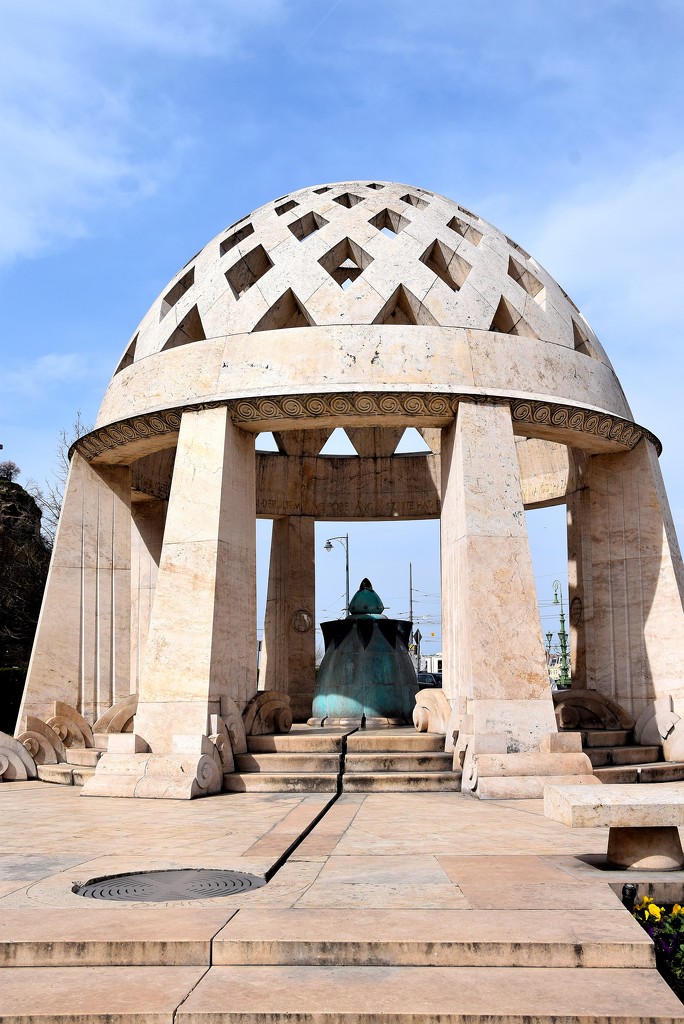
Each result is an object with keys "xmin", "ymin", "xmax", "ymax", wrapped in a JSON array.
[
  {"xmin": 566, "ymin": 481, "xmax": 596, "ymax": 690},
  {"xmin": 18, "ymin": 453, "xmax": 131, "ymax": 727},
  {"xmin": 441, "ymin": 400, "xmax": 557, "ymax": 752},
  {"xmin": 587, "ymin": 438, "xmax": 684, "ymax": 720},
  {"xmin": 133, "ymin": 406, "xmax": 257, "ymax": 752},
  {"xmin": 130, "ymin": 499, "xmax": 166, "ymax": 694},
  {"xmin": 260, "ymin": 516, "xmax": 316, "ymax": 721}
]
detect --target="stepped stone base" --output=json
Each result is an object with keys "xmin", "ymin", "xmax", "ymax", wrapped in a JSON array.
[
  {"xmin": 346, "ymin": 729, "xmax": 445, "ymax": 752},
  {"xmin": 345, "ymin": 752, "xmax": 452, "ymax": 772},
  {"xmin": 587, "ymin": 745, "xmax": 661, "ymax": 767},
  {"xmin": 224, "ymin": 726, "xmax": 459, "ymax": 793},
  {"xmin": 595, "ymin": 762, "xmax": 684, "ymax": 784},
  {"xmin": 343, "ymin": 771, "xmax": 461, "ymax": 792},
  {"xmin": 223, "ymin": 772, "xmax": 338, "ymax": 793},
  {"xmin": 36, "ymin": 764, "xmax": 95, "ymax": 787},
  {"xmin": 212, "ymin": 907, "xmax": 652, "ymax": 968},
  {"xmin": 176, "ymin": 964, "xmax": 684, "ymax": 1023}
]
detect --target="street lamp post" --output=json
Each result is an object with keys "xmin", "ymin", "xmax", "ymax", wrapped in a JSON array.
[
  {"xmin": 324, "ymin": 534, "xmax": 350, "ymax": 617},
  {"xmin": 545, "ymin": 631, "xmax": 554, "ymax": 666},
  {"xmin": 552, "ymin": 580, "xmax": 571, "ymax": 686}
]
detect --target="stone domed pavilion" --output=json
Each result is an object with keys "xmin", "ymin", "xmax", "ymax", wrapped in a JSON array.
[{"xmin": 15, "ymin": 180, "xmax": 684, "ymax": 798}]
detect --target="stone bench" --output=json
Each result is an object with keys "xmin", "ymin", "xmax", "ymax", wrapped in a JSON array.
[{"xmin": 544, "ymin": 783, "xmax": 684, "ymax": 870}]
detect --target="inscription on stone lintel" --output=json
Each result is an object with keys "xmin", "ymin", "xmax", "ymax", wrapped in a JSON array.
[{"xmin": 256, "ymin": 498, "xmax": 439, "ymax": 517}]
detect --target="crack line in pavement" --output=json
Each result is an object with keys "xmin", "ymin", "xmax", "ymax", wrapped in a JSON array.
[{"xmin": 264, "ymin": 728, "xmax": 357, "ymax": 883}]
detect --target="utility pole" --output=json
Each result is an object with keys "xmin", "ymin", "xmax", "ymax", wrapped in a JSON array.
[{"xmin": 409, "ymin": 562, "xmax": 413, "ymax": 623}]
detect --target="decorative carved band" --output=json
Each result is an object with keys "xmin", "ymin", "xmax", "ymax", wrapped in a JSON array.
[{"xmin": 72, "ymin": 393, "xmax": 662, "ymax": 462}]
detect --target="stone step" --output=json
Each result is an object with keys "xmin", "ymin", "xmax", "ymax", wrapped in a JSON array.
[
  {"xmin": 247, "ymin": 728, "xmax": 350, "ymax": 753},
  {"xmin": 36, "ymin": 764, "xmax": 96, "ymax": 786},
  {"xmin": 346, "ymin": 728, "xmax": 445, "ymax": 753},
  {"xmin": 212, "ymin": 908, "xmax": 653, "ymax": 968},
  {"xmin": 580, "ymin": 729, "xmax": 633, "ymax": 748},
  {"xmin": 345, "ymin": 752, "xmax": 453, "ymax": 773},
  {"xmin": 0, "ymin": 907, "xmax": 234, "ymax": 966},
  {"xmin": 235, "ymin": 752, "xmax": 341, "ymax": 773},
  {"xmin": 176, "ymin": 964, "xmax": 684, "ymax": 1023},
  {"xmin": 586, "ymin": 745, "xmax": 661, "ymax": 767},
  {"xmin": 223, "ymin": 772, "xmax": 338, "ymax": 793},
  {"xmin": 64, "ymin": 747, "xmax": 103, "ymax": 767},
  {"xmin": 594, "ymin": 761, "xmax": 684, "ymax": 784},
  {"xmin": 0, "ymin": 965, "xmax": 208, "ymax": 1021},
  {"xmin": 342, "ymin": 771, "xmax": 460, "ymax": 792}
]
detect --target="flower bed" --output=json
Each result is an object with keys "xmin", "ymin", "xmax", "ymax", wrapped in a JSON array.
[{"xmin": 633, "ymin": 896, "xmax": 684, "ymax": 1000}]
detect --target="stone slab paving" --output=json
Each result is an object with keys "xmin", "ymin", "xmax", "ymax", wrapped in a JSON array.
[{"xmin": 1, "ymin": 782, "xmax": 683, "ymax": 1021}]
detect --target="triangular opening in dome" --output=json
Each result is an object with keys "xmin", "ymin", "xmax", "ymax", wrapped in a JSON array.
[
  {"xmin": 400, "ymin": 193, "xmax": 429, "ymax": 210},
  {"xmin": 489, "ymin": 296, "xmax": 538, "ymax": 339},
  {"xmin": 420, "ymin": 240, "xmax": 471, "ymax": 291},
  {"xmin": 333, "ymin": 192, "xmax": 363, "ymax": 209},
  {"xmin": 572, "ymin": 319, "xmax": 599, "ymax": 359},
  {"xmin": 115, "ymin": 334, "xmax": 137, "ymax": 374},
  {"xmin": 318, "ymin": 428, "xmax": 358, "ymax": 456},
  {"xmin": 219, "ymin": 222, "xmax": 254, "ymax": 256},
  {"xmin": 255, "ymin": 432, "xmax": 280, "ymax": 452},
  {"xmin": 275, "ymin": 199, "xmax": 299, "ymax": 216},
  {"xmin": 373, "ymin": 285, "xmax": 438, "ymax": 327},
  {"xmin": 366, "ymin": 182, "xmax": 385, "ymax": 190},
  {"xmin": 288, "ymin": 211, "xmax": 329, "ymax": 241},
  {"xmin": 225, "ymin": 244, "xmax": 273, "ymax": 299},
  {"xmin": 346, "ymin": 427, "xmax": 404, "ymax": 457},
  {"xmin": 507, "ymin": 256, "xmax": 545, "ymax": 308},
  {"xmin": 162, "ymin": 305, "xmax": 206, "ymax": 351},
  {"xmin": 252, "ymin": 289, "xmax": 316, "ymax": 332},
  {"xmin": 394, "ymin": 427, "xmax": 433, "ymax": 454},
  {"xmin": 447, "ymin": 215, "xmax": 483, "ymax": 247},
  {"xmin": 319, "ymin": 238, "xmax": 373, "ymax": 289},
  {"xmin": 160, "ymin": 268, "xmax": 194, "ymax": 321},
  {"xmin": 368, "ymin": 208, "xmax": 410, "ymax": 237}
]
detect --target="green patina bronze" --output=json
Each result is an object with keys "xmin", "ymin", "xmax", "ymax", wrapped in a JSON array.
[{"xmin": 310, "ymin": 578, "xmax": 418, "ymax": 727}]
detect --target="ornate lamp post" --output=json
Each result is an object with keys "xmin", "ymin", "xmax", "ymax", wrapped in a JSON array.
[
  {"xmin": 324, "ymin": 534, "xmax": 350, "ymax": 617},
  {"xmin": 552, "ymin": 580, "xmax": 571, "ymax": 686}
]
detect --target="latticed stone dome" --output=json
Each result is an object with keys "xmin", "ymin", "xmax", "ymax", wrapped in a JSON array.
[
  {"xmin": 115, "ymin": 179, "xmax": 607, "ymax": 365},
  {"xmin": 92, "ymin": 180, "xmax": 637, "ymax": 442}
]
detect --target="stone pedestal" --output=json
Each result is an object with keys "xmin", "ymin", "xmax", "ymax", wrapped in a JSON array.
[
  {"xmin": 607, "ymin": 826, "xmax": 684, "ymax": 871},
  {"xmin": 18, "ymin": 454, "xmax": 131, "ymax": 727},
  {"xmin": 441, "ymin": 401, "xmax": 557, "ymax": 754},
  {"xmin": 260, "ymin": 516, "xmax": 316, "ymax": 722}
]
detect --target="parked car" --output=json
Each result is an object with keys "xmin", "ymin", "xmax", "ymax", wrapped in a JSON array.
[{"xmin": 416, "ymin": 671, "xmax": 441, "ymax": 688}]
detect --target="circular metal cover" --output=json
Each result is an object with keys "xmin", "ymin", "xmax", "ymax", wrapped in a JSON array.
[{"xmin": 74, "ymin": 868, "xmax": 266, "ymax": 902}]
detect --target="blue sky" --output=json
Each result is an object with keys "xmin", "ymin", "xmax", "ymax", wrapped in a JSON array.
[{"xmin": 1, "ymin": 1, "xmax": 683, "ymax": 657}]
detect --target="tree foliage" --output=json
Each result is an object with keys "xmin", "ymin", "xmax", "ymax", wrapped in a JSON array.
[
  {"xmin": 0, "ymin": 478, "xmax": 51, "ymax": 667},
  {"xmin": 27, "ymin": 411, "xmax": 90, "ymax": 544}
]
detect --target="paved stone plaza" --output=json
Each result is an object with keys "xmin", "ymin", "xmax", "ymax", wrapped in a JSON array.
[{"xmin": 1, "ymin": 782, "xmax": 683, "ymax": 1020}]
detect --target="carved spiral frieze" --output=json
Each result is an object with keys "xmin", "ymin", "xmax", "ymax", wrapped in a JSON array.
[{"xmin": 72, "ymin": 393, "xmax": 662, "ymax": 463}]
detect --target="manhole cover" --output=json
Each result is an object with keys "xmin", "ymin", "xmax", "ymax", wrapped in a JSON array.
[{"xmin": 74, "ymin": 868, "xmax": 266, "ymax": 902}]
